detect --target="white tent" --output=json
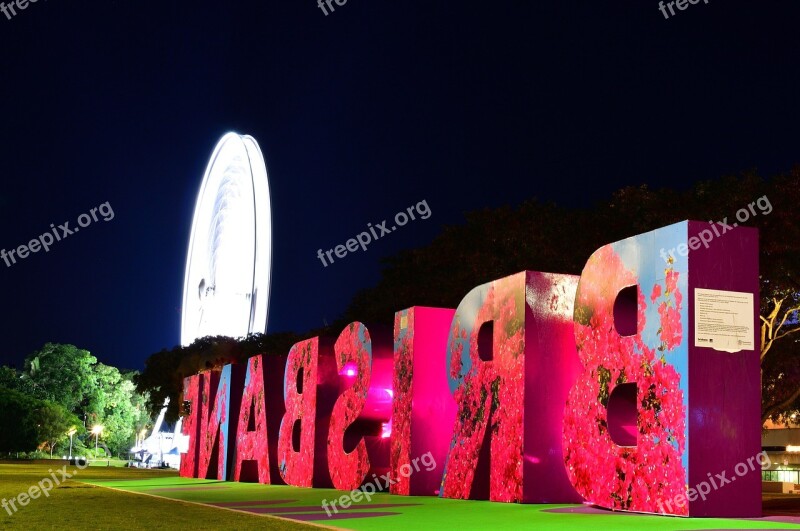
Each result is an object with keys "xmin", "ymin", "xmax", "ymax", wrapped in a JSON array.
[{"xmin": 130, "ymin": 399, "xmax": 187, "ymax": 469}]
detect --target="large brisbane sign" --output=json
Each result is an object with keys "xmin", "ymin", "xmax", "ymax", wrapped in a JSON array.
[{"xmin": 179, "ymin": 135, "xmax": 762, "ymax": 519}]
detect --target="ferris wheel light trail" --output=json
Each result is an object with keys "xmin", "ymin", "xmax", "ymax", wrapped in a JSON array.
[{"xmin": 181, "ymin": 133, "xmax": 272, "ymax": 346}]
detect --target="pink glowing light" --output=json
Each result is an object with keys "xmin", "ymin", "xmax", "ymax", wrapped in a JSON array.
[{"xmin": 340, "ymin": 362, "xmax": 358, "ymax": 378}]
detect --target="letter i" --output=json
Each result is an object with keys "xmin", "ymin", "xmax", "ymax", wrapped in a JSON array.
[{"xmin": 367, "ymin": 223, "xmax": 379, "ymax": 239}]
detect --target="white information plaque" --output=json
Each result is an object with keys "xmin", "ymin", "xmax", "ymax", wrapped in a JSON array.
[{"xmin": 694, "ymin": 288, "xmax": 755, "ymax": 353}]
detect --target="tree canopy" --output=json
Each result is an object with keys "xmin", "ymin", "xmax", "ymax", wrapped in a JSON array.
[
  {"xmin": 0, "ymin": 343, "xmax": 150, "ymax": 456},
  {"xmin": 137, "ymin": 168, "xmax": 800, "ymax": 426},
  {"xmin": 21, "ymin": 343, "xmax": 98, "ymax": 415}
]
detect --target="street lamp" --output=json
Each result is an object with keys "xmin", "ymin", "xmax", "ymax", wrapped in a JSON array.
[
  {"xmin": 67, "ymin": 428, "xmax": 77, "ymax": 459},
  {"xmin": 91, "ymin": 425, "xmax": 103, "ymax": 455}
]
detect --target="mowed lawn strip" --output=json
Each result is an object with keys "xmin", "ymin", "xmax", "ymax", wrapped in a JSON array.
[
  {"xmin": 0, "ymin": 463, "xmax": 320, "ymax": 530},
  {"xmin": 88, "ymin": 473, "xmax": 800, "ymax": 531}
]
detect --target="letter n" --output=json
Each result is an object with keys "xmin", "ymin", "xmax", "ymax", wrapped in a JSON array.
[{"xmin": 197, "ymin": 364, "xmax": 245, "ymax": 480}]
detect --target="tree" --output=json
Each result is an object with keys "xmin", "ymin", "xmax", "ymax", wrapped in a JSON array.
[
  {"xmin": 0, "ymin": 365, "xmax": 39, "ymax": 397},
  {"xmin": 33, "ymin": 401, "xmax": 81, "ymax": 458},
  {"xmin": 92, "ymin": 364, "xmax": 144, "ymax": 456},
  {"xmin": 10, "ymin": 344, "xmax": 156, "ymax": 457},
  {"xmin": 125, "ymin": 371, "xmax": 153, "ymax": 454},
  {"xmin": 0, "ymin": 387, "xmax": 40, "ymax": 453},
  {"xmin": 22, "ymin": 343, "xmax": 99, "ymax": 417}
]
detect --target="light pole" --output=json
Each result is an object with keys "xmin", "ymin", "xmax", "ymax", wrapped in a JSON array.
[
  {"xmin": 91, "ymin": 425, "xmax": 103, "ymax": 455},
  {"xmin": 67, "ymin": 428, "xmax": 77, "ymax": 459}
]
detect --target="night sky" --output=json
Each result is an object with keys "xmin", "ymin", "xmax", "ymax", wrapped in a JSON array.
[{"xmin": 0, "ymin": 0, "xmax": 798, "ymax": 370}]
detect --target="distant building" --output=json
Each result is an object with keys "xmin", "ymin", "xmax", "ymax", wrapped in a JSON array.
[{"xmin": 763, "ymin": 423, "xmax": 800, "ymax": 484}]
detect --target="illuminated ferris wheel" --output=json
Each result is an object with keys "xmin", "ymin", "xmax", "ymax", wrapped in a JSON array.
[{"xmin": 181, "ymin": 133, "xmax": 272, "ymax": 346}]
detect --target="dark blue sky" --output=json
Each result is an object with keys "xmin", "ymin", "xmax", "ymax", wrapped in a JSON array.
[{"xmin": 0, "ymin": 0, "xmax": 798, "ymax": 370}]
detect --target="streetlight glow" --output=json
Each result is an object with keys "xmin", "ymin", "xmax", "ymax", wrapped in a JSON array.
[
  {"xmin": 67, "ymin": 427, "xmax": 77, "ymax": 460},
  {"xmin": 91, "ymin": 425, "xmax": 104, "ymax": 455}
]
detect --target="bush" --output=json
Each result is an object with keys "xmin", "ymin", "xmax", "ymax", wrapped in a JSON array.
[
  {"xmin": 0, "ymin": 387, "xmax": 40, "ymax": 453},
  {"xmin": 25, "ymin": 450, "xmax": 51, "ymax": 460}
]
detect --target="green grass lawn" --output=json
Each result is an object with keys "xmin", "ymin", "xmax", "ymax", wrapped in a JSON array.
[
  {"xmin": 0, "ymin": 463, "xmax": 318, "ymax": 530},
  {"xmin": 88, "ymin": 473, "xmax": 800, "ymax": 531}
]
